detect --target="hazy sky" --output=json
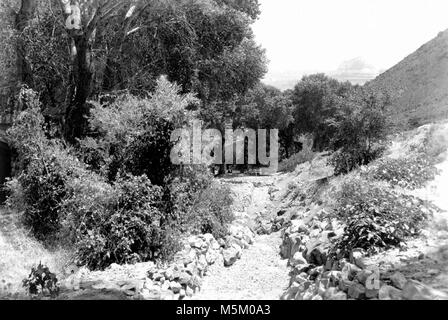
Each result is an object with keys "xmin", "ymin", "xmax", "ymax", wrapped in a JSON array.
[{"xmin": 252, "ymin": 0, "xmax": 448, "ymax": 80}]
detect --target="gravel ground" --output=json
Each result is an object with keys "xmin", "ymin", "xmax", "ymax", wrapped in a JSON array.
[{"xmin": 194, "ymin": 176, "xmax": 290, "ymax": 300}]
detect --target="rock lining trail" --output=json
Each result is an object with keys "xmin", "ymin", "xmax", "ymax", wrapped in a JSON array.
[{"xmin": 194, "ymin": 175, "xmax": 290, "ymax": 300}]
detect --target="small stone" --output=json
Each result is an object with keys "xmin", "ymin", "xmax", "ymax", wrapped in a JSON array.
[
  {"xmin": 223, "ymin": 247, "xmax": 239, "ymax": 267},
  {"xmin": 428, "ymin": 269, "xmax": 439, "ymax": 276},
  {"xmin": 189, "ymin": 237, "xmax": 204, "ymax": 249},
  {"xmin": 302, "ymin": 291, "xmax": 314, "ymax": 300},
  {"xmin": 169, "ymin": 282, "xmax": 182, "ymax": 294},
  {"xmin": 379, "ymin": 285, "xmax": 402, "ymax": 300},
  {"xmin": 390, "ymin": 272, "xmax": 407, "ymax": 290},
  {"xmin": 365, "ymin": 287, "xmax": 379, "ymax": 299},
  {"xmin": 140, "ymin": 288, "xmax": 162, "ymax": 300},
  {"xmin": 178, "ymin": 272, "xmax": 191, "ymax": 285},
  {"xmin": 350, "ymin": 248, "xmax": 367, "ymax": 269},
  {"xmin": 339, "ymin": 279, "xmax": 355, "ymax": 293},
  {"xmin": 341, "ymin": 262, "xmax": 361, "ymax": 281},
  {"xmin": 324, "ymin": 287, "xmax": 347, "ymax": 300},
  {"xmin": 205, "ymin": 250, "xmax": 219, "ymax": 265},
  {"xmin": 356, "ymin": 269, "xmax": 374, "ymax": 285},
  {"xmin": 290, "ymin": 252, "xmax": 308, "ymax": 267},
  {"xmin": 202, "ymin": 233, "xmax": 214, "ymax": 244},
  {"xmin": 179, "ymin": 289, "xmax": 186, "ymax": 298},
  {"xmin": 348, "ymin": 283, "xmax": 366, "ymax": 300},
  {"xmin": 186, "ymin": 286, "xmax": 194, "ymax": 297},
  {"xmin": 164, "ymin": 268, "xmax": 174, "ymax": 281}
]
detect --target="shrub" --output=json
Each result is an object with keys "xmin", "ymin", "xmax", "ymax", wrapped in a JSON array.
[
  {"xmin": 363, "ymin": 155, "xmax": 439, "ymax": 189},
  {"xmin": 328, "ymin": 146, "xmax": 384, "ymax": 176},
  {"xmin": 6, "ymin": 83, "xmax": 233, "ymax": 271},
  {"xmin": 6, "ymin": 88, "xmax": 82, "ymax": 242},
  {"xmin": 23, "ymin": 263, "xmax": 59, "ymax": 298},
  {"xmin": 330, "ymin": 177, "xmax": 437, "ymax": 257},
  {"xmin": 72, "ymin": 175, "xmax": 176, "ymax": 270},
  {"xmin": 169, "ymin": 166, "xmax": 234, "ymax": 239},
  {"xmin": 279, "ymin": 135, "xmax": 316, "ymax": 172},
  {"xmin": 186, "ymin": 183, "xmax": 234, "ymax": 239},
  {"xmin": 6, "ymin": 88, "xmax": 183, "ymax": 269},
  {"xmin": 81, "ymin": 77, "xmax": 198, "ymax": 185}
]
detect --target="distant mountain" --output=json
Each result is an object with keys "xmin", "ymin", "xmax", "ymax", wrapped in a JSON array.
[
  {"xmin": 368, "ymin": 30, "xmax": 448, "ymax": 129},
  {"xmin": 330, "ymin": 57, "xmax": 380, "ymax": 85}
]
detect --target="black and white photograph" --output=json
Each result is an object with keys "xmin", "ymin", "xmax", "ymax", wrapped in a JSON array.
[{"xmin": 1, "ymin": 0, "xmax": 448, "ymax": 306}]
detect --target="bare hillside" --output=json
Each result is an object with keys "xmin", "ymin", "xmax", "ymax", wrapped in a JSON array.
[{"xmin": 369, "ymin": 30, "xmax": 448, "ymax": 129}]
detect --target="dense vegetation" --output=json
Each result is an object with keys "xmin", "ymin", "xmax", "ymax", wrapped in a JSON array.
[{"xmin": 0, "ymin": 0, "xmax": 400, "ymax": 272}]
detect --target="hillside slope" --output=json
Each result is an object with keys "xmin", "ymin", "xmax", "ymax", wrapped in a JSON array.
[{"xmin": 369, "ymin": 29, "xmax": 448, "ymax": 129}]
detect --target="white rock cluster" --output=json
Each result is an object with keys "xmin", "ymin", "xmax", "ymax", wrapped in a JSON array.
[{"xmin": 280, "ymin": 213, "xmax": 448, "ymax": 300}]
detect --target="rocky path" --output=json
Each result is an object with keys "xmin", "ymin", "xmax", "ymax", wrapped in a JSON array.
[
  {"xmin": 193, "ymin": 175, "xmax": 290, "ymax": 300},
  {"xmin": 193, "ymin": 232, "xmax": 289, "ymax": 300}
]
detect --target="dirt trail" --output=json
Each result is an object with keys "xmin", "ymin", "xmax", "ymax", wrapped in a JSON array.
[{"xmin": 193, "ymin": 175, "xmax": 290, "ymax": 300}]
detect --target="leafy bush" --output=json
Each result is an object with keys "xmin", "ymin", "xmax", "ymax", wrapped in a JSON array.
[
  {"xmin": 328, "ymin": 146, "xmax": 384, "ymax": 176},
  {"xmin": 5, "ymin": 88, "xmax": 81, "ymax": 242},
  {"xmin": 330, "ymin": 177, "xmax": 437, "ymax": 257},
  {"xmin": 363, "ymin": 155, "xmax": 439, "ymax": 189},
  {"xmin": 279, "ymin": 135, "xmax": 316, "ymax": 172},
  {"xmin": 71, "ymin": 174, "xmax": 178, "ymax": 270},
  {"xmin": 80, "ymin": 77, "xmax": 198, "ymax": 185},
  {"xmin": 23, "ymin": 263, "xmax": 59, "ymax": 298},
  {"xmin": 6, "ymin": 83, "xmax": 234, "ymax": 271},
  {"xmin": 169, "ymin": 166, "xmax": 234, "ymax": 238},
  {"xmin": 186, "ymin": 183, "xmax": 234, "ymax": 239}
]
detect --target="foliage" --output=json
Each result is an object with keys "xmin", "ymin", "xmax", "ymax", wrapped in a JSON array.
[
  {"xmin": 6, "ymin": 88, "xmax": 80, "ymax": 242},
  {"xmin": 188, "ymin": 183, "xmax": 234, "ymax": 239},
  {"xmin": 327, "ymin": 87, "xmax": 389, "ymax": 175},
  {"xmin": 289, "ymin": 74, "xmax": 353, "ymax": 151},
  {"xmin": 328, "ymin": 146, "xmax": 385, "ymax": 176},
  {"xmin": 169, "ymin": 165, "xmax": 233, "ymax": 239},
  {"xmin": 6, "ymin": 85, "xmax": 234, "ymax": 270},
  {"xmin": 80, "ymin": 77, "xmax": 198, "ymax": 184},
  {"xmin": 23, "ymin": 263, "xmax": 59, "ymax": 298},
  {"xmin": 330, "ymin": 177, "xmax": 437, "ymax": 257},
  {"xmin": 19, "ymin": 6, "xmax": 71, "ymax": 115},
  {"xmin": 363, "ymin": 154, "xmax": 440, "ymax": 189},
  {"xmin": 279, "ymin": 135, "xmax": 316, "ymax": 172},
  {"xmin": 72, "ymin": 174, "xmax": 174, "ymax": 270}
]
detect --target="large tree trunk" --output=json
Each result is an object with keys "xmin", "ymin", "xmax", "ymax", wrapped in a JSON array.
[
  {"xmin": 64, "ymin": 35, "xmax": 95, "ymax": 143},
  {"xmin": 16, "ymin": 0, "xmax": 36, "ymax": 85},
  {"xmin": 58, "ymin": 0, "xmax": 137, "ymax": 143}
]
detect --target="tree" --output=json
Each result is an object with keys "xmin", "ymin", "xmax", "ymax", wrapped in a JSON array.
[
  {"xmin": 12, "ymin": 0, "xmax": 265, "ymax": 143},
  {"xmin": 327, "ymin": 86, "xmax": 390, "ymax": 174},
  {"xmin": 57, "ymin": 0, "xmax": 144, "ymax": 142},
  {"xmin": 290, "ymin": 74, "xmax": 353, "ymax": 151}
]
